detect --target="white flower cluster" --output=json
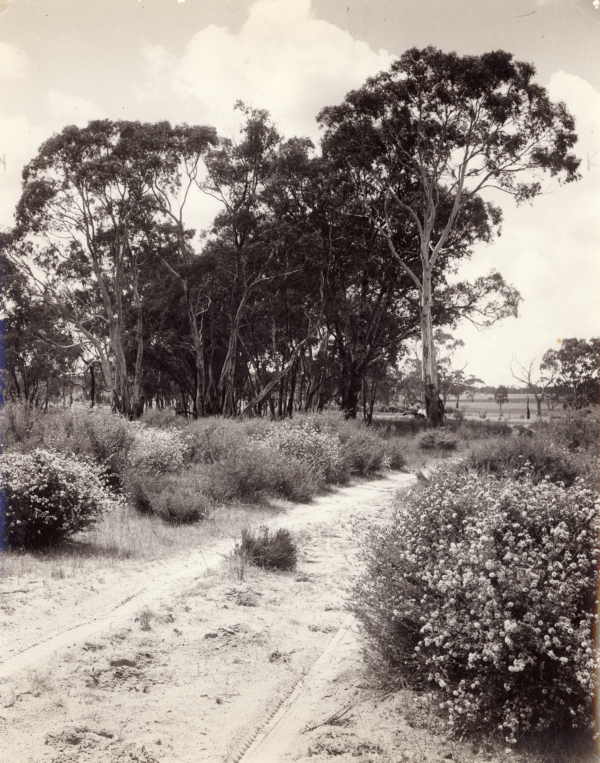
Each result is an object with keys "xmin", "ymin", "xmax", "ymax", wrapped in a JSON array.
[
  {"xmin": 354, "ymin": 466, "xmax": 599, "ymax": 742},
  {"xmin": 128, "ymin": 425, "xmax": 190, "ymax": 474},
  {"xmin": 1, "ymin": 448, "xmax": 124, "ymax": 548},
  {"xmin": 253, "ymin": 419, "xmax": 345, "ymax": 484}
]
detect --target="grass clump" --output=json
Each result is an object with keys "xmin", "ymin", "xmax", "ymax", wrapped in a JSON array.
[
  {"xmin": 235, "ymin": 526, "xmax": 297, "ymax": 571},
  {"xmin": 352, "ymin": 466, "xmax": 599, "ymax": 744}
]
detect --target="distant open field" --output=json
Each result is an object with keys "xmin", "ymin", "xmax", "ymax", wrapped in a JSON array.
[{"xmin": 451, "ymin": 393, "xmax": 566, "ymax": 422}]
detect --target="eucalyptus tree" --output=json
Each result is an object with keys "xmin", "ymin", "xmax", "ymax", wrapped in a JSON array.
[
  {"xmin": 319, "ymin": 47, "xmax": 580, "ymax": 425},
  {"xmin": 124, "ymin": 121, "xmax": 218, "ymax": 416},
  {"xmin": 541, "ymin": 338, "xmax": 600, "ymax": 408},
  {"xmin": 12, "ymin": 120, "xmax": 217, "ymax": 417},
  {"xmin": 0, "ymin": 247, "xmax": 79, "ymax": 405}
]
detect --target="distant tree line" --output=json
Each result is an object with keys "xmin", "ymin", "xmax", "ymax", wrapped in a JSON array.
[{"xmin": 0, "ymin": 48, "xmax": 580, "ymax": 423}]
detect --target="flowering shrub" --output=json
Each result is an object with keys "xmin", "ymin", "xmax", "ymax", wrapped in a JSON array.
[
  {"xmin": 255, "ymin": 420, "xmax": 346, "ymax": 485},
  {"xmin": 185, "ymin": 419, "xmax": 243, "ymax": 464},
  {"xmin": 79, "ymin": 409, "xmax": 134, "ymax": 487},
  {"xmin": 352, "ymin": 467, "xmax": 599, "ymax": 742},
  {"xmin": 0, "ymin": 449, "xmax": 123, "ymax": 548},
  {"xmin": 128, "ymin": 426, "xmax": 190, "ymax": 474}
]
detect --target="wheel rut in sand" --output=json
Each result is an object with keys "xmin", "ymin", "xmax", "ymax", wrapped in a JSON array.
[{"xmin": 0, "ymin": 471, "xmax": 415, "ymax": 687}]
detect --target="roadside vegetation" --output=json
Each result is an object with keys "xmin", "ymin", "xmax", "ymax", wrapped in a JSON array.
[
  {"xmin": 0, "ymin": 402, "xmax": 406, "ymax": 556},
  {"xmin": 352, "ymin": 412, "xmax": 599, "ymax": 756}
]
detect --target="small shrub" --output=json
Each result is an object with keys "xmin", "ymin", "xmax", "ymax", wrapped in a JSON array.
[
  {"xmin": 532, "ymin": 414, "xmax": 600, "ymax": 453},
  {"xmin": 370, "ymin": 416, "xmax": 428, "ymax": 437},
  {"xmin": 255, "ymin": 420, "xmax": 346, "ymax": 485},
  {"xmin": 352, "ymin": 467, "xmax": 599, "ymax": 743},
  {"xmin": 236, "ymin": 526, "xmax": 297, "ymax": 571},
  {"xmin": 126, "ymin": 469, "xmax": 212, "ymax": 523},
  {"xmin": 337, "ymin": 427, "xmax": 388, "ymax": 476},
  {"xmin": 0, "ymin": 448, "xmax": 122, "ymax": 548},
  {"xmin": 418, "ymin": 430, "xmax": 457, "ymax": 452},
  {"xmin": 140, "ymin": 407, "xmax": 185, "ymax": 429},
  {"xmin": 467, "ymin": 435, "xmax": 586, "ymax": 486},
  {"xmin": 451, "ymin": 408, "xmax": 465, "ymax": 422},
  {"xmin": 383, "ymin": 438, "xmax": 406, "ymax": 470},
  {"xmin": 185, "ymin": 419, "xmax": 244, "ymax": 464},
  {"xmin": 80, "ymin": 409, "xmax": 134, "ymax": 487},
  {"xmin": 448, "ymin": 418, "xmax": 512, "ymax": 439},
  {"xmin": 128, "ymin": 426, "xmax": 189, "ymax": 474},
  {"xmin": 206, "ymin": 444, "xmax": 318, "ymax": 503}
]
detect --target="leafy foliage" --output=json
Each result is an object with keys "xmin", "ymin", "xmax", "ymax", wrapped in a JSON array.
[
  {"xmin": 352, "ymin": 467, "xmax": 599, "ymax": 743},
  {"xmin": 466, "ymin": 435, "xmax": 588, "ymax": 487},
  {"xmin": 0, "ymin": 449, "xmax": 123, "ymax": 548}
]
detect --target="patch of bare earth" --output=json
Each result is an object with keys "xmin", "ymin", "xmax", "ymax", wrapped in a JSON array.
[{"xmin": 1, "ymin": 471, "xmax": 588, "ymax": 762}]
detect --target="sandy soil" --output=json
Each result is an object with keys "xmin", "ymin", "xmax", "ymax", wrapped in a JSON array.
[{"xmin": 0, "ymin": 471, "xmax": 588, "ymax": 762}]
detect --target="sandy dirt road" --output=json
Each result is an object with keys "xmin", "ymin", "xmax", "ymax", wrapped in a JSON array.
[{"xmin": 1, "ymin": 471, "xmax": 519, "ymax": 762}]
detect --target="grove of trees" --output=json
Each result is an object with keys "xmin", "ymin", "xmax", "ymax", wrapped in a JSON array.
[{"xmin": 0, "ymin": 48, "xmax": 583, "ymax": 424}]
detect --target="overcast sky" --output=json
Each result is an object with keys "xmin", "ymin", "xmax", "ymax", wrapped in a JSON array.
[{"xmin": 1, "ymin": 0, "xmax": 599, "ymax": 384}]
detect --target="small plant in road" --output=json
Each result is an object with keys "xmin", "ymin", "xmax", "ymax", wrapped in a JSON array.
[{"xmin": 235, "ymin": 527, "xmax": 298, "ymax": 572}]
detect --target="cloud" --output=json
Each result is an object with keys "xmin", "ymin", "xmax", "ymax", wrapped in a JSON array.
[
  {"xmin": 143, "ymin": 0, "xmax": 392, "ymax": 139},
  {"xmin": 46, "ymin": 89, "xmax": 103, "ymax": 125},
  {"xmin": 548, "ymin": 70, "xmax": 600, "ymax": 175},
  {"xmin": 453, "ymin": 71, "xmax": 600, "ymax": 384},
  {"xmin": 0, "ymin": 90, "xmax": 103, "ymax": 230},
  {"xmin": 0, "ymin": 113, "xmax": 46, "ymax": 229},
  {"xmin": 0, "ymin": 41, "xmax": 28, "ymax": 78}
]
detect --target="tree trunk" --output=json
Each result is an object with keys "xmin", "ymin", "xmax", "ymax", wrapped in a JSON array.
[
  {"xmin": 535, "ymin": 394, "xmax": 543, "ymax": 417},
  {"xmin": 420, "ymin": 270, "xmax": 443, "ymax": 427},
  {"xmin": 341, "ymin": 369, "xmax": 362, "ymax": 419},
  {"xmin": 89, "ymin": 362, "xmax": 96, "ymax": 408},
  {"xmin": 130, "ymin": 291, "xmax": 145, "ymax": 419}
]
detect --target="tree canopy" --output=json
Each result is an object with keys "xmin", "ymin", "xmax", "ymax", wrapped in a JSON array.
[{"xmin": 1, "ymin": 48, "xmax": 582, "ymax": 421}]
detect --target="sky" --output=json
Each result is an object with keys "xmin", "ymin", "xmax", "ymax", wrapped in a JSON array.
[{"xmin": 1, "ymin": 0, "xmax": 599, "ymax": 385}]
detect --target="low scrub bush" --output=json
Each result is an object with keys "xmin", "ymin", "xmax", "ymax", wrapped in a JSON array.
[
  {"xmin": 185, "ymin": 419, "xmax": 245, "ymax": 464},
  {"xmin": 448, "ymin": 418, "xmax": 512, "ymax": 438},
  {"xmin": 352, "ymin": 467, "xmax": 599, "ymax": 743},
  {"xmin": 128, "ymin": 425, "xmax": 189, "ymax": 474},
  {"xmin": 255, "ymin": 419, "xmax": 346, "ymax": 485},
  {"xmin": 126, "ymin": 469, "xmax": 212, "ymax": 523},
  {"xmin": 418, "ymin": 430, "xmax": 458, "ymax": 452},
  {"xmin": 236, "ymin": 526, "xmax": 297, "ymax": 571},
  {"xmin": 0, "ymin": 448, "xmax": 123, "ymax": 548},
  {"xmin": 206, "ymin": 444, "xmax": 318, "ymax": 503},
  {"xmin": 79, "ymin": 409, "xmax": 134, "ymax": 487},
  {"xmin": 330, "ymin": 423, "xmax": 388, "ymax": 476},
  {"xmin": 467, "ymin": 435, "xmax": 587, "ymax": 487},
  {"xmin": 383, "ymin": 438, "xmax": 406, "ymax": 470},
  {"xmin": 532, "ymin": 413, "xmax": 600, "ymax": 453},
  {"xmin": 140, "ymin": 407, "xmax": 186, "ymax": 429},
  {"xmin": 371, "ymin": 416, "xmax": 428, "ymax": 437},
  {"xmin": 2, "ymin": 404, "xmax": 135, "ymax": 489}
]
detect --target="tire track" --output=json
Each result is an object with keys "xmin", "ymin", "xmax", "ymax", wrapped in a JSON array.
[{"xmin": 1, "ymin": 471, "xmax": 414, "ymax": 685}]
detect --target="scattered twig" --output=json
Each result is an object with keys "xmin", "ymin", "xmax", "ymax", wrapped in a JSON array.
[{"xmin": 302, "ymin": 701, "xmax": 355, "ymax": 734}]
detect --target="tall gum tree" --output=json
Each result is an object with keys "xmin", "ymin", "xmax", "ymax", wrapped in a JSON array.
[
  {"xmin": 12, "ymin": 120, "xmax": 217, "ymax": 417},
  {"xmin": 319, "ymin": 47, "xmax": 580, "ymax": 425}
]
